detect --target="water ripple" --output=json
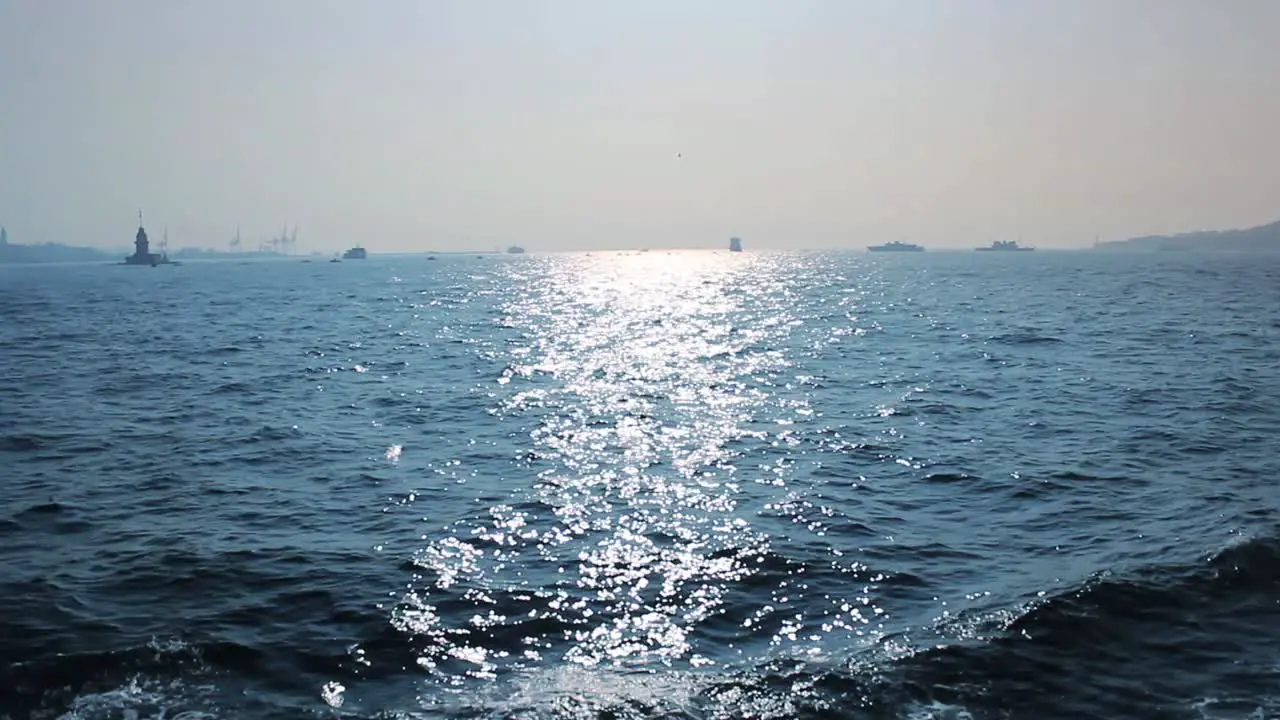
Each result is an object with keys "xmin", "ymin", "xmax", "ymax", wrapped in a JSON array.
[{"xmin": 2, "ymin": 252, "xmax": 1279, "ymax": 718}]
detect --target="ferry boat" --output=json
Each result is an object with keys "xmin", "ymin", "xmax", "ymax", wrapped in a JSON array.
[
  {"xmin": 342, "ymin": 246, "xmax": 367, "ymax": 259},
  {"xmin": 976, "ymin": 240, "xmax": 1034, "ymax": 252},
  {"xmin": 868, "ymin": 240, "xmax": 924, "ymax": 252},
  {"xmin": 729, "ymin": 237, "xmax": 743, "ymax": 252}
]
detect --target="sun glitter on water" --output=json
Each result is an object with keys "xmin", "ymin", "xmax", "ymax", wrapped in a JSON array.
[{"xmin": 378, "ymin": 249, "xmax": 887, "ymax": 699}]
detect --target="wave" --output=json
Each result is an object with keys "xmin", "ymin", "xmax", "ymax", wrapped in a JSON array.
[
  {"xmin": 398, "ymin": 532, "xmax": 1280, "ymax": 718},
  {"xmin": 880, "ymin": 531, "xmax": 1280, "ymax": 718}
]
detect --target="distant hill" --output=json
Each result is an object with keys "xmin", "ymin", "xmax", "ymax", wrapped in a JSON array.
[
  {"xmin": 1096, "ymin": 219, "xmax": 1280, "ymax": 251},
  {"xmin": 0, "ymin": 241, "xmax": 295, "ymax": 264},
  {"xmin": 0, "ymin": 241, "xmax": 115, "ymax": 264},
  {"xmin": 171, "ymin": 247, "xmax": 287, "ymax": 260}
]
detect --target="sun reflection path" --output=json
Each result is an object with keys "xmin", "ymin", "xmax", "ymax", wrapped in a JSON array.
[{"xmin": 391, "ymin": 251, "xmax": 883, "ymax": 686}]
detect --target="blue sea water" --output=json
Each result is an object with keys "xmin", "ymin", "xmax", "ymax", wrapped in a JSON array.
[{"xmin": 2, "ymin": 249, "xmax": 1279, "ymax": 719}]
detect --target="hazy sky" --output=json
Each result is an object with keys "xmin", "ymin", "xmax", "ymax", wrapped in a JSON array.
[{"xmin": 1, "ymin": 0, "xmax": 1277, "ymax": 252}]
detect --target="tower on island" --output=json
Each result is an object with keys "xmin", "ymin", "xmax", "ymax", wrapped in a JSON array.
[{"xmin": 123, "ymin": 210, "xmax": 174, "ymax": 265}]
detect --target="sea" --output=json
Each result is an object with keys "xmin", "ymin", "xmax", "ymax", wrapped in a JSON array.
[{"xmin": 2, "ymin": 249, "xmax": 1279, "ymax": 720}]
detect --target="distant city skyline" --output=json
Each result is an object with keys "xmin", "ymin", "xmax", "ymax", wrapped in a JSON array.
[{"xmin": 1, "ymin": 0, "xmax": 1277, "ymax": 253}]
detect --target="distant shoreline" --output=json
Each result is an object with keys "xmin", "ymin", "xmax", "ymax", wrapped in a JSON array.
[
  {"xmin": 1093, "ymin": 218, "xmax": 1280, "ymax": 252},
  {"xmin": 5, "ymin": 217, "xmax": 1280, "ymax": 264}
]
